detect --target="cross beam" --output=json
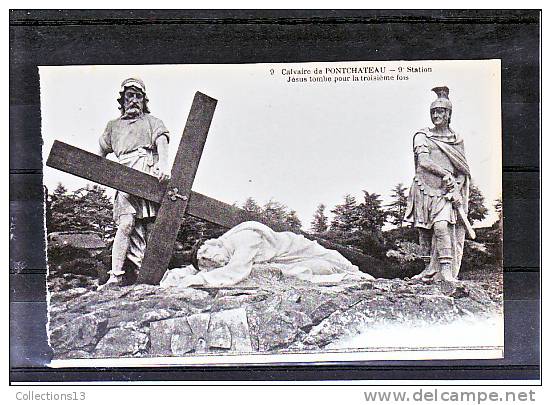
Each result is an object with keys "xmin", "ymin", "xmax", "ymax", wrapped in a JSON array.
[
  {"xmin": 47, "ymin": 92, "xmax": 383, "ymax": 284},
  {"xmin": 47, "ymin": 141, "xmax": 255, "ymax": 230}
]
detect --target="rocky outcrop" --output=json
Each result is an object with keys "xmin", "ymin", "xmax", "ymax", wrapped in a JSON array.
[{"xmin": 48, "ymin": 265, "xmax": 502, "ymax": 359}]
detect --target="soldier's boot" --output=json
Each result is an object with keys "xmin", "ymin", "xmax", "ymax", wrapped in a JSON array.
[
  {"xmin": 439, "ymin": 261, "xmax": 455, "ymax": 282},
  {"xmin": 421, "ymin": 256, "xmax": 431, "ymax": 271},
  {"xmin": 413, "ymin": 255, "xmax": 433, "ymax": 280}
]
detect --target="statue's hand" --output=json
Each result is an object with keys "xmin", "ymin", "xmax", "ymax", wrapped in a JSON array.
[
  {"xmin": 444, "ymin": 189, "xmax": 463, "ymax": 208},
  {"xmin": 442, "ymin": 173, "xmax": 455, "ymax": 192},
  {"xmin": 451, "ymin": 197, "xmax": 462, "ymax": 208},
  {"xmin": 154, "ymin": 163, "xmax": 171, "ymax": 183}
]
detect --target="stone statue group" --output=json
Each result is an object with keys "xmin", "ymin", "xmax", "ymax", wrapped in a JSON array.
[{"xmin": 98, "ymin": 78, "xmax": 472, "ymax": 289}]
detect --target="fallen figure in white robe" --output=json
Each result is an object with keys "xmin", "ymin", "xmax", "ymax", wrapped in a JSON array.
[{"xmin": 160, "ymin": 221, "xmax": 374, "ymax": 288}]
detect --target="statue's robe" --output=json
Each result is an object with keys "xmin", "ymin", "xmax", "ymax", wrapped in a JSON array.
[
  {"xmin": 161, "ymin": 221, "xmax": 374, "ymax": 288},
  {"xmin": 404, "ymin": 128, "xmax": 471, "ymax": 279},
  {"xmin": 99, "ymin": 113, "xmax": 169, "ymax": 268}
]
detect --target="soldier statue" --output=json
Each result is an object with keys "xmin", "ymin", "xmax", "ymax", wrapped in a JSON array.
[{"xmin": 404, "ymin": 87, "xmax": 474, "ymax": 282}]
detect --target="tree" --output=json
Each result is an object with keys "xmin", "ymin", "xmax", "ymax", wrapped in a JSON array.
[
  {"xmin": 328, "ymin": 194, "xmax": 363, "ymax": 249},
  {"xmin": 468, "ymin": 183, "xmax": 489, "ymax": 223},
  {"xmin": 285, "ymin": 210, "xmax": 302, "ymax": 232},
  {"xmin": 386, "ymin": 183, "xmax": 408, "ymax": 228},
  {"xmin": 242, "ymin": 197, "xmax": 262, "ymax": 215},
  {"xmin": 241, "ymin": 198, "xmax": 304, "ymax": 231},
  {"xmin": 357, "ymin": 191, "xmax": 386, "ymax": 233},
  {"xmin": 310, "ymin": 203, "xmax": 329, "ymax": 233},
  {"xmin": 356, "ymin": 191, "xmax": 386, "ymax": 257},
  {"xmin": 52, "ymin": 182, "xmax": 67, "ymax": 196},
  {"xmin": 330, "ymin": 194, "xmax": 359, "ymax": 234},
  {"xmin": 494, "ymin": 197, "xmax": 503, "ymax": 222},
  {"xmin": 47, "ymin": 183, "xmax": 115, "ymax": 240},
  {"xmin": 48, "ymin": 183, "xmax": 81, "ymax": 233},
  {"xmin": 73, "ymin": 185, "xmax": 116, "ymax": 239},
  {"xmin": 262, "ymin": 199, "xmax": 289, "ymax": 225},
  {"xmin": 176, "ymin": 216, "xmax": 226, "ymax": 250}
]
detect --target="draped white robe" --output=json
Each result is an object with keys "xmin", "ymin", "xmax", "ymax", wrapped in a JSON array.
[{"xmin": 161, "ymin": 221, "xmax": 374, "ymax": 288}]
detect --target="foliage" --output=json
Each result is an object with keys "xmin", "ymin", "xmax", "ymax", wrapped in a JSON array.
[
  {"xmin": 46, "ymin": 177, "xmax": 502, "ymax": 279},
  {"xmin": 461, "ymin": 240, "xmax": 494, "ymax": 272},
  {"xmin": 242, "ymin": 197, "xmax": 262, "ymax": 215},
  {"xmin": 357, "ymin": 191, "xmax": 386, "ymax": 232},
  {"xmin": 47, "ymin": 183, "xmax": 78, "ymax": 232},
  {"xmin": 386, "ymin": 183, "xmax": 409, "ymax": 228},
  {"xmin": 73, "ymin": 185, "xmax": 116, "ymax": 239},
  {"xmin": 47, "ymin": 183, "xmax": 115, "ymax": 240},
  {"xmin": 468, "ymin": 183, "xmax": 489, "ymax": 223},
  {"xmin": 240, "ymin": 198, "xmax": 303, "ymax": 231},
  {"xmin": 494, "ymin": 197, "xmax": 503, "ymax": 221},
  {"xmin": 383, "ymin": 226, "xmax": 418, "ymax": 246},
  {"xmin": 326, "ymin": 192, "xmax": 388, "ymax": 258},
  {"xmin": 310, "ymin": 203, "xmax": 329, "ymax": 233},
  {"xmin": 285, "ymin": 210, "xmax": 302, "ymax": 232},
  {"xmin": 386, "ymin": 241, "xmax": 425, "ymax": 264},
  {"xmin": 262, "ymin": 199, "xmax": 291, "ymax": 226},
  {"xmin": 176, "ymin": 216, "xmax": 227, "ymax": 251},
  {"xmin": 330, "ymin": 194, "xmax": 359, "ymax": 234},
  {"xmin": 355, "ymin": 191, "xmax": 386, "ymax": 258}
]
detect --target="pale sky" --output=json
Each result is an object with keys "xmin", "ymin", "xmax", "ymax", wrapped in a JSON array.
[{"xmin": 40, "ymin": 60, "xmax": 502, "ymax": 229}]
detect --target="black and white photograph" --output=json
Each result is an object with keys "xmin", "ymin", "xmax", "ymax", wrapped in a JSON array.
[{"xmin": 40, "ymin": 60, "xmax": 504, "ymax": 366}]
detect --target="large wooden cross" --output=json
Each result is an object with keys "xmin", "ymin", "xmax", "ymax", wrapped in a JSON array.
[{"xmin": 47, "ymin": 91, "xmax": 381, "ymax": 284}]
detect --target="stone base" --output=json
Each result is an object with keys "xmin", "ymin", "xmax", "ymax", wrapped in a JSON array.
[{"xmin": 48, "ymin": 267, "xmax": 503, "ymax": 359}]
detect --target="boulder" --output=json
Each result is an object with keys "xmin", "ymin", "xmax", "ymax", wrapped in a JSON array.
[
  {"xmin": 148, "ymin": 308, "xmax": 253, "ymax": 356},
  {"xmin": 94, "ymin": 328, "xmax": 149, "ymax": 357},
  {"xmin": 141, "ymin": 309, "xmax": 172, "ymax": 325},
  {"xmin": 246, "ymin": 295, "xmax": 312, "ymax": 352},
  {"xmin": 48, "ymin": 265, "xmax": 503, "ymax": 359},
  {"xmin": 210, "ymin": 308, "xmax": 252, "ymax": 352},
  {"xmin": 150, "ymin": 317, "xmax": 193, "ymax": 356},
  {"xmin": 49, "ymin": 313, "xmax": 108, "ymax": 354}
]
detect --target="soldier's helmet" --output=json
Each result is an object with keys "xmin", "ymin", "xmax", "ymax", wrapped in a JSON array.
[{"xmin": 430, "ymin": 86, "xmax": 452, "ymax": 111}]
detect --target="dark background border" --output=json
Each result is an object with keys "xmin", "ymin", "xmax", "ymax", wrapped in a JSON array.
[{"xmin": 9, "ymin": 9, "xmax": 541, "ymax": 382}]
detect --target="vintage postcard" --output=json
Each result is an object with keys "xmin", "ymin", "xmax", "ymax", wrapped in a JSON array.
[{"xmin": 41, "ymin": 60, "xmax": 503, "ymax": 366}]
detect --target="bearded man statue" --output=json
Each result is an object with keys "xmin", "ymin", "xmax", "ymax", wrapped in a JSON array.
[{"xmin": 98, "ymin": 78, "xmax": 171, "ymax": 287}]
